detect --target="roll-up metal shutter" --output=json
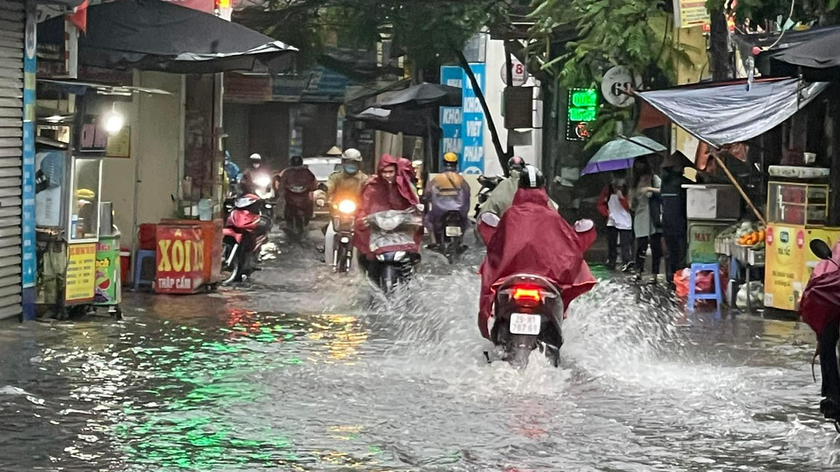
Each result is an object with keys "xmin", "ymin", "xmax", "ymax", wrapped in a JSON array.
[{"xmin": 0, "ymin": 0, "xmax": 24, "ymax": 319}]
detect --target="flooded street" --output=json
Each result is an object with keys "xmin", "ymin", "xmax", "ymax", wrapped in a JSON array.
[{"xmin": 1, "ymin": 241, "xmax": 838, "ymax": 471}]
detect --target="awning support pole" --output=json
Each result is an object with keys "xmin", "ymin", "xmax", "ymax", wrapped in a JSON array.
[{"xmin": 713, "ymin": 154, "xmax": 767, "ymax": 225}]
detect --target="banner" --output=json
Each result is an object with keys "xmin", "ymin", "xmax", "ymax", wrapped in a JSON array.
[
  {"xmin": 439, "ymin": 64, "xmax": 485, "ymax": 174},
  {"xmin": 94, "ymin": 237, "xmax": 120, "ymax": 304},
  {"xmin": 156, "ymin": 225, "xmax": 205, "ymax": 294},
  {"xmin": 66, "ymin": 243, "xmax": 97, "ymax": 303}
]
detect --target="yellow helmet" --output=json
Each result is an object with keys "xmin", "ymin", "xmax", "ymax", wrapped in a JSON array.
[{"xmin": 443, "ymin": 152, "xmax": 458, "ymax": 164}]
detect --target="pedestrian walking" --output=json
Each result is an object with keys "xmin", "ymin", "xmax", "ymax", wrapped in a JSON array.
[
  {"xmin": 597, "ymin": 173, "xmax": 633, "ymax": 270},
  {"xmin": 660, "ymin": 152, "xmax": 692, "ymax": 287},
  {"xmin": 630, "ymin": 158, "xmax": 662, "ymax": 283}
]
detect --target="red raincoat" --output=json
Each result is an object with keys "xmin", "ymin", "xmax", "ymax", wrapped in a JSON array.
[
  {"xmin": 354, "ymin": 154, "xmax": 421, "ymax": 257},
  {"xmin": 278, "ymin": 166, "xmax": 318, "ymax": 218},
  {"xmin": 800, "ymin": 242, "xmax": 840, "ymax": 337},
  {"xmin": 478, "ymin": 188, "xmax": 597, "ymax": 339}
]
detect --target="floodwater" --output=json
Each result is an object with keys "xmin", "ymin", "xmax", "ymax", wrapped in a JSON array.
[{"xmin": 1, "ymin": 236, "xmax": 838, "ymax": 471}]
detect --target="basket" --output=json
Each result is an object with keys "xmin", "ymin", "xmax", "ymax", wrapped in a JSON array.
[{"xmin": 733, "ymin": 243, "xmax": 765, "ymax": 266}]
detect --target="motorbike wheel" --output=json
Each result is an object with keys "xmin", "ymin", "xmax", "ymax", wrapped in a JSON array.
[
  {"xmin": 379, "ymin": 265, "xmax": 400, "ymax": 294},
  {"xmin": 220, "ymin": 240, "xmax": 241, "ymax": 285},
  {"xmin": 508, "ymin": 334, "xmax": 536, "ymax": 369},
  {"xmin": 336, "ymin": 243, "xmax": 350, "ymax": 273}
]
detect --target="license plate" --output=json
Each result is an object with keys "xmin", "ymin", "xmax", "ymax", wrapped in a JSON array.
[
  {"xmin": 445, "ymin": 226, "xmax": 462, "ymax": 237},
  {"xmin": 509, "ymin": 313, "xmax": 540, "ymax": 335}
]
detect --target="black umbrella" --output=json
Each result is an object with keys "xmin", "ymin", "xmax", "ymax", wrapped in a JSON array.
[
  {"xmin": 42, "ymin": 0, "xmax": 297, "ymax": 74},
  {"xmin": 378, "ymin": 82, "xmax": 462, "ymax": 110},
  {"xmin": 347, "ymin": 107, "xmax": 438, "ymax": 137},
  {"xmin": 771, "ymin": 28, "xmax": 840, "ymax": 80}
]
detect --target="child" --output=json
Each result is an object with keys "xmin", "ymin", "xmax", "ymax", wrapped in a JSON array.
[{"xmin": 597, "ymin": 174, "xmax": 633, "ymax": 271}]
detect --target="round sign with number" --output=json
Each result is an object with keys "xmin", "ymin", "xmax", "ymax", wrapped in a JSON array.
[
  {"xmin": 601, "ymin": 66, "xmax": 642, "ymax": 108},
  {"xmin": 500, "ymin": 58, "xmax": 529, "ymax": 87}
]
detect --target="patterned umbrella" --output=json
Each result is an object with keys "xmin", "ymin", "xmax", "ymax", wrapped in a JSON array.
[{"xmin": 580, "ymin": 136, "xmax": 666, "ymax": 176}]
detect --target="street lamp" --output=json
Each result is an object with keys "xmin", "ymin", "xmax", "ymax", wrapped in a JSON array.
[{"xmin": 102, "ymin": 104, "xmax": 124, "ymax": 135}]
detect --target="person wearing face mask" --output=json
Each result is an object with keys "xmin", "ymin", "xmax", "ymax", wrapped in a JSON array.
[{"xmin": 323, "ymin": 149, "xmax": 369, "ymax": 266}]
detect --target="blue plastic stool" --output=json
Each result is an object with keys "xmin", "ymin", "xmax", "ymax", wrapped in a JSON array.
[
  {"xmin": 686, "ymin": 262, "xmax": 723, "ymax": 314},
  {"xmin": 133, "ymin": 249, "xmax": 156, "ymax": 290}
]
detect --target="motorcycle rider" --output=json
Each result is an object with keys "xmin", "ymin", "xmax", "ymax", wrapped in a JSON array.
[
  {"xmin": 423, "ymin": 152, "xmax": 471, "ymax": 248},
  {"xmin": 240, "ymin": 153, "xmax": 272, "ymax": 197},
  {"xmin": 277, "ymin": 155, "xmax": 319, "ymax": 225},
  {"xmin": 354, "ymin": 154, "xmax": 421, "ymax": 278},
  {"xmin": 324, "ymin": 148, "xmax": 369, "ymax": 266},
  {"xmin": 224, "ymin": 151, "xmax": 241, "ymax": 185},
  {"xmin": 478, "ymin": 165, "xmax": 597, "ymax": 340}
]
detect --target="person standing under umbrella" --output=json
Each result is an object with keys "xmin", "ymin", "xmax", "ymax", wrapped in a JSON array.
[
  {"xmin": 597, "ymin": 172, "xmax": 633, "ymax": 271},
  {"xmin": 630, "ymin": 158, "xmax": 662, "ymax": 283}
]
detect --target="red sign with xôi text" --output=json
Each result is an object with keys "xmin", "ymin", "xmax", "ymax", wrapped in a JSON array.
[{"xmin": 155, "ymin": 225, "xmax": 205, "ymax": 294}]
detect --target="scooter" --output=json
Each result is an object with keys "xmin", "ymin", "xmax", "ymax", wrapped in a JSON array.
[
  {"xmin": 221, "ymin": 194, "xmax": 272, "ymax": 284},
  {"xmin": 366, "ymin": 208, "xmax": 423, "ymax": 294},
  {"xmin": 802, "ymin": 239, "xmax": 840, "ymax": 430},
  {"xmin": 438, "ymin": 211, "xmax": 466, "ymax": 264},
  {"xmin": 488, "ymin": 274, "xmax": 564, "ymax": 369},
  {"xmin": 284, "ymin": 185, "xmax": 311, "ymax": 242},
  {"xmin": 473, "ymin": 175, "xmax": 502, "ymax": 220},
  {"xmin": 332, "ymin": 198, "xmax": 357, "ymax": 273}
]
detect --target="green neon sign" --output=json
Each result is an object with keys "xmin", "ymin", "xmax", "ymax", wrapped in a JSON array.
[
  {"xmin": 570, "ymin": 88, "xmax": 598, "ymax": 108},
  {"xmin": 568, "ymin": 106, "xmax": 597, "ymax": 122}
]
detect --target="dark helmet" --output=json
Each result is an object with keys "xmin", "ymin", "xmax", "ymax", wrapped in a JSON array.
[
  {"xmin": 519, "ymin": 165, "xmax": 545, "ymax": 189},
  {"xmin": 508, "ymin": 156, "xmax": 526, "ymax": 173},
  {"xmin": 291, "ymin": 155, "xmax": 303, "ymax": 167}
]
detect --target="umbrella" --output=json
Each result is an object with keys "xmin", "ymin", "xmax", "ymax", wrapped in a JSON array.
[
  {"xmin": 347, "ymin": 107, "xmax": 436, "ymax": 137},
  {"xmin": 580, "ymin": 136, "xmax": 666, "ymax": 175},
  {"xmin": 378, "ymin": 83, "xmax": 462, "ymax": 110},
  {"xmin": 41, "ymin": 0, "xmax": 297, "ymax": 74}
]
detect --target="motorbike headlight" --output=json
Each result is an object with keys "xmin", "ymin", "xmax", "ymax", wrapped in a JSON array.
[
  {"xmin": 254, "ymin": 175, "xmax": 271, "ymax": 188},
  {"xmin": 395, "ymin": 251, "xmax": 406, "ymax": 261},
  {"xmin": 338, "ymin": 200, "xmax": 356, "ymax": 214}
]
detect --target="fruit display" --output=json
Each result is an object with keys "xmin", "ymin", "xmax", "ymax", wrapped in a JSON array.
[{"xmin": 734, "ymin": 221, "xmax": 766, "ymax": 248}]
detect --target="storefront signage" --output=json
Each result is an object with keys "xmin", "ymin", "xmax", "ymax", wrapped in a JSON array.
[
  {"xmin": 566, "ymin": 88, "xmax": 598, "ymax": 141},
  {"xmin": 156, "ymin": 226, "xmax": 205, "ymax": 293},
  {"xmin": 673, "ymin": 0, "xmax": 710, "ymax": 28},
  {"xmin": 601, "ymin": 66, "xmax": 642, "ymax": 108},
  {"xmin": 22, "ymin": 4, "xmax": 37, "ymax": 292},
  {"xmin": 439, "ymin": 64, "xmax": 485, "ymax": 174},
  {"xmin": 500, "ymin": 57, "xmax": 529, "ymax": 87},
  {"xmin": 105, "ymin": 127, "xmax": 130, "ymax": 158},
  {"xmin": 66, "ymin": 243, "xmax": 97, "ymax": 302},
  {"xmin": 688, "ymin": 222, "xmax": 728, "ymax": 264}
]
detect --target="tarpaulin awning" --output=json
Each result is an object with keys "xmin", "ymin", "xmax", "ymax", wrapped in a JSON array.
[
  {"xmin": 636, "ymin": 78, "xmax": 829, "ymax": 148},
  {"xmin": 42, "ymin": 0, "xmax": 297, "ymax": 74},
  {"xmin": 347, "ymin": 107, "xmax": 436, "ymax": 137},
  {"xmin": 769, "ymin": 28, "xmax": 840, "ymax": 80},
  {"xmin": 378, "ymin": 83, "xmax": 462, "ymax": 110}
]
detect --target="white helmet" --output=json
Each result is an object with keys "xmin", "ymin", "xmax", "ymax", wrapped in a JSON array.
[
  {"xmin": 342, "ymin": 148, "xmax": 362, "ymax": 162},
  {"xmin": 249, "ymin": 153, "xmax": 262, "ymax": 161}
]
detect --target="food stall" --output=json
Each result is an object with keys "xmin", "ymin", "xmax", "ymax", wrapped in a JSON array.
[
  {"xmin": 764, "ymin": 166, "xmax": 840, "ymax": 312},
  {"xmin": 34, "ymin": 86, "xmax": 127, "ymax": 319}
]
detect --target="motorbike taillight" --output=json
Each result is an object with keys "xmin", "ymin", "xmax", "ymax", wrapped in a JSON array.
[{"xmin": 509, "ymin": 286, "xmax": 544, "ymax": 307}]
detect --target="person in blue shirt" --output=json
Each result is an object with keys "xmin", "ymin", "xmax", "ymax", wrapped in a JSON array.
[{"xmin": 224, "ymin": 150, "xmax": 241, "ymax": 185}]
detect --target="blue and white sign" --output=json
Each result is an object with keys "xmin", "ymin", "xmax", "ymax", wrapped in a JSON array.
[
  {"xmin": 22, "ymin": 3, "xmax": 36, "ymax": 290},
  {"xmin": 439, "ymin": 64, "xmax": 485, "ymax": 174}
]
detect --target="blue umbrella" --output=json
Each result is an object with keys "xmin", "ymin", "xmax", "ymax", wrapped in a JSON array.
[{"xmin": 580, "ymin": 136, "xmax": 666, "ymax": 176}]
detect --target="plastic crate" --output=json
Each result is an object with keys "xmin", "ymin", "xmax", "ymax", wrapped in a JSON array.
[{"xmin": 714, "ymin": 236, "xmax": 731, "ymax": 256}]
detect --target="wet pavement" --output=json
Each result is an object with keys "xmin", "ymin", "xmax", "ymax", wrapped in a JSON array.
[{"xmin": 1, "ymin": 231, "xmax": 839, "ymax": 471}]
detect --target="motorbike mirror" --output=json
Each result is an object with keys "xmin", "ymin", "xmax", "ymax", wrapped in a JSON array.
[{"xmin": 810, "ymin": 239, "xmax": 833, "ymax": 260}]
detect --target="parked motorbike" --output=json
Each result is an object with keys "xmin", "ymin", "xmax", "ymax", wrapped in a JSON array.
[
  {"xmin": 221, "ymin": 194, "xmax": 272, "ymax": 284},
  {"xmin": 489, "ymin": 274, "xmax": 564, "ymax": 369},
  {"xmin": 331, "ymin": 198, "xmax": 357, "ymax": 273},
  {"xmin": 802, "ymin": 239, "xmax": 840, "ymax": 430},
  {"xmin": 366, "ymin": 208, "xmax": 423, "ymax": 294},
  {"xmin": 438, "ymin": 210, "xmax": 465, "ymax": 264}
]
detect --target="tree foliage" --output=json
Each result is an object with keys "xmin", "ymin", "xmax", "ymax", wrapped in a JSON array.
[
  {"xmin": 530, "ymin": 0, "xmax": 694, "ymax": 147},
  {"xmin": 236, "ymin": 0, "xmax": 517, "ymax": 71}
]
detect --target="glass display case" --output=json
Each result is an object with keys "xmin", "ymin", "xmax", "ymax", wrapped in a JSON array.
[
  {"xmin": 67, "ymin": 157, "xmax": 102, "ymax": 242},
  {"xmin": 766, "ymin": 181, "xmax": 829, "ymax": 226}
]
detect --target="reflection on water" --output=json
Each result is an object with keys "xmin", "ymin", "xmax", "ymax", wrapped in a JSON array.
[{"xmin": 0, "ymin": 248, "xmax": 838, "ymax": 471}]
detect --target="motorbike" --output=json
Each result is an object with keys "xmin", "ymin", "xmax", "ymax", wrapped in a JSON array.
[
  {"xmin": 802, "ymin": 239, "xmax": 840, "ymax": 430},
  {"xmin": 473, "ymin": 175, "xmax": 502, "ymax": 220},
  {"xmin": 284, "ymin": 185, "xmax": 311, "ymax": 242},
  {"xmin": 438, "ymin": 211, "xmax": 466, "ymax": 264},
  {"xmin": 221, "ymin": 194, "xmax": 272, "ymax": 284},
  {"xmin": 489, "ymin": 274, "xmax": 564, "ymax": 368},
  {"xmin": 331, "ymin": 198, "xmax": 357, "ymax": 273},
  {"xmin": 366, "ymin": 208, "xmax": 423, "ymax": 294}
]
